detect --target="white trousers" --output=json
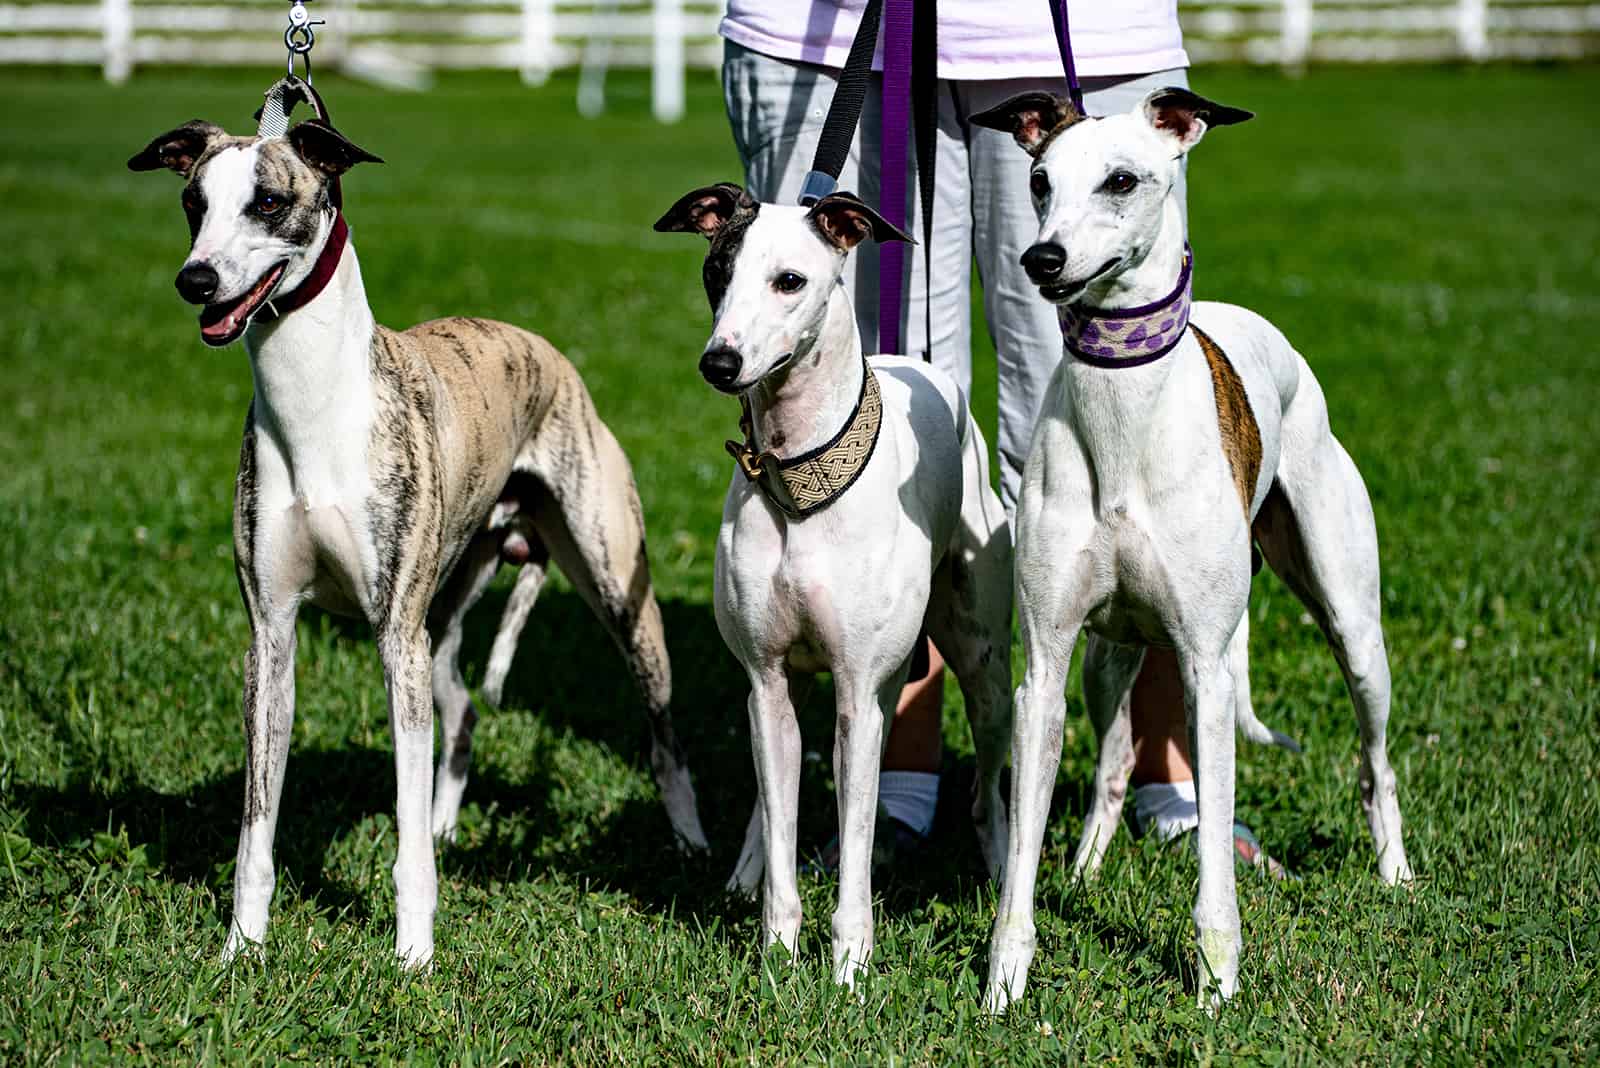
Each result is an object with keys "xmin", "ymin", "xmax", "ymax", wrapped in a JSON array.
[{"xmin": 723, "ymin": 39, "xmax": 1189, "ymax": 508}]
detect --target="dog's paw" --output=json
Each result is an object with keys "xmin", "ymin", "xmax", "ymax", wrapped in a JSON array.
[
  {"xmin": 981, "ymin": 980, "xmax": 1015, "ymax": 1016},
  {"xmin": 220, "ymin": 926, "xmax": 263, "ymax": 965}
]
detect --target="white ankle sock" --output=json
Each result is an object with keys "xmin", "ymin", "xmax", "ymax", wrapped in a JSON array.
[
  {"xmin": 877, "ymin": 770, "xmax": 939, "ymax": 838},
  {"xmin": 1133, "ymin": 779, "xmax": 1198, "ymax": 841}
]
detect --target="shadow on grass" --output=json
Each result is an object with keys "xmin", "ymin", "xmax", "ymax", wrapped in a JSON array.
[{"xmin": 9, "ymin": 585, "xmax": 1145, "ymax": 964}]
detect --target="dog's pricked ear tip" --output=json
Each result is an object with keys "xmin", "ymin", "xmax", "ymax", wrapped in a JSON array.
[{"xmin": 968, "ymin": 106, "xmax": 1008, "ymax": 132}]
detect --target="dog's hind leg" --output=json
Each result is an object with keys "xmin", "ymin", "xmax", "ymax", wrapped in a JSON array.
[
  {"xmin": 1255, "ymin": 380, "xmax": 1411, "ymax": 884},
  {"xmin": 523, "ymin": 414, "xmax": 708, "ymax": 851},
  {"xmin": 728, "ymin": 802, "xmax": 765, "ymax": 897},
  {"xmin": 482, "ymin": 529, "xmax": 549, "ymax": 708},
  {"xmin": 427, "ymin": 532, "xmax": 506, "ymax": 842},
  {"xmin": 925, "ymin": 509, "xmax": 1014, "ymax": 881},
  {"xmin": 1230, "ymin": 611, "xmax": 1300, "ymax": 753},
  {"xmin": 1072, "ymin": 635, "xmax": 1143, "ymax": 880}
]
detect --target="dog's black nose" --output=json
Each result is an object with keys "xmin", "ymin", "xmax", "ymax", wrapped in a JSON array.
[
  {"xmin": 175, "ymin": 263, "xmax": 220, "ymax": 305},
  {"xmin": 1021, "ymin": 243, "xmax": 1066, "ymax": 283},
  {"xmin": 699, "ymin": 345, "xmax": 743, "ymax": 388}
]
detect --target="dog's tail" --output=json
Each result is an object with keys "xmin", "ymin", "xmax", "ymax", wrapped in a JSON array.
[{"xmin": 1238, "ymin": 703, "xmax": 1302, "ymax": 753}]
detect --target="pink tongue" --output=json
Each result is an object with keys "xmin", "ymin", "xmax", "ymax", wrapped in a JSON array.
[
  {"xmin": 200, "ymin": 306, "xmax": 245, "ymax": 341},
  {"xmin": 198, "ymin": 264, "xmax": 285, "ymax": 341}
]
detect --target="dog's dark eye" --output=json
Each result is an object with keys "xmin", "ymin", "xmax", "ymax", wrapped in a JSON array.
[
  {"xmin": 253, "ymin": 193, "xmax": 285, "ymax": 216},
  {"xmin": 182, "ymin": 189, "xmax": 203, "ymax": 214},
  {"xmin": 1029, "ymin": 171, "xmax": 1050, "ymax": 199},
  {"xmin": 773, "ymin": 271, "xmax": 806, "ymax": 294},
  {"xmin": 1101, "ymin": 171, "xmax": 1138, "ymax": 195}
]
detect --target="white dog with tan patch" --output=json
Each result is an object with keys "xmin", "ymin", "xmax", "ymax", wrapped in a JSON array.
[
  {"xmin": 968, "ymin": 88, "xmax": 1413, "ymax": 1010},
  {"xmin": 655, "ymin": 185, "xmax": 1014, "ymax": 987}
]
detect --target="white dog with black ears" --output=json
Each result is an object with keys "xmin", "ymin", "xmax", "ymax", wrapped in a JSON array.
[
  {"xmin": 654, "ymin": 185, "xmax": 1014, "ymax": 987},
  {"xmin": 968, "ymin": 88, "xmax": 1413, "ymax": 1009}
]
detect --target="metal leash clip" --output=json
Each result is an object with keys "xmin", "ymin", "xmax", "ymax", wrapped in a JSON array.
[
  {"xmin": 284, "ymin": 0, "xmax": 323, "ymax": 82},
  {"xmin": 257, "ymin": 0, "xmax": 332, "ymax": 140}
]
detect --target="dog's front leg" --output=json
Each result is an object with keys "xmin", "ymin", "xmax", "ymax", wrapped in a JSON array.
[
  {"xmin": 223, "ymin": 605, "xmax": 299, "ymax": 961},
  {"xmin": 829, "ymin": 669, "xmax": 899, "ymax": 988},
  {"xmin": 1183, "ymin": 640, "xmax": 1241, "ymax": 1007},
  {"xmin": 985, "ymin": 497, "xmax": 1092, "ymax": 1013},
  {"xmin": 380, "ymin": 624, "xmax": 438, "ymax": 970},
  {"xmin": 746, "ymin": 667, "xmax": 803, "ymax": 959},
  {"xmin": 983, "ymin": 620, "xmax": 1078, "ymax": 1014}
]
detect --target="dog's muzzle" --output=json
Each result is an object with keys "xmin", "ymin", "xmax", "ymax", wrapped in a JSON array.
[
  {"xmin": 1021, "ymin": 243, "xmax": 1067, "ymax": 284},
  {"xmin": 175, "ymin": 262, "xmax": 220, "ymax": 305},
  {"xmin": 699, "ymin": 344, "xmax": 743, "ymax": 391}
]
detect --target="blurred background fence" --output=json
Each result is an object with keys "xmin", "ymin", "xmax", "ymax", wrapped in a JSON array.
[{"xmin": 2, "ymin": 0, "xmax": 1596, "ymax": 119}]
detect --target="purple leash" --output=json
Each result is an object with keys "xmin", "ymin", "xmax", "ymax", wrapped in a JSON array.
[
  {"xmin": 877, "ymin": 0, "xmax": 913, "ymax": 357},
  {"xmin": 1047, "ymin": 0, "xmax": 1085, "ymax": 113},
  {"xmin": 879, "ymin": 0, "xmax": 1077, "ymax": 356}
]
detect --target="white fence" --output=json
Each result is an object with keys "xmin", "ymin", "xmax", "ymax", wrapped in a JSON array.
[
  {"xmin": 1181, "ymin": 0, "xmax": 1600, "ymax": 65},
  {"xmin": 1, "ymin": 0, "xmax": 1596, "ymax": 117}
]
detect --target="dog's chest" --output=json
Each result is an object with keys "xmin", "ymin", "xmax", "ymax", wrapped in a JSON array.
[
  {"xmin": 246, "ymin": 403, "xmax": 383, "ymax": 617},
  {"xmin": 717, "ymin": 484, "xmax": 930, "ymax": 669}
]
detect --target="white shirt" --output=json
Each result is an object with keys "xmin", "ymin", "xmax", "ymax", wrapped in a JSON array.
[{"xmin": 720, "ymin": 0, "xmax": 1189, "ymax": 82}]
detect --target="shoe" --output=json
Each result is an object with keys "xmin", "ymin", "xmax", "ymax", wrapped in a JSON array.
[
  {"xmin": 1224, "ymin": 820, "xmax": 1295, "ymax": 882},
  {"xmin": 1130, "ymin": 806, "xmax": 1295, "ymax": 882}
]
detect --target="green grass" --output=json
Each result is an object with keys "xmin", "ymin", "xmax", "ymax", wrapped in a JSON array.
[{"xmin": 1, "ymin": 62, "xmax": 1597, "ymax": 1063}]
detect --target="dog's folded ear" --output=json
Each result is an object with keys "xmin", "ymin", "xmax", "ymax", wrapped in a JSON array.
[
  {"xmin": 128, "ymin": 120, "xmax": 227, "ymax": 177},
  {"xmin": 807, "ymin": 192, "xmax": 913, "ymax": 252},
  {"xmin": 654, "ymin": 183, "xmax": 749, "ymax": 239},
  {"xmin": 289, "ymin": 119, "xmax": 385, "ymax": 176},
  {"xmin": 970, "ymin": 92, "xmax": 1083, "ymax": 156},
  {"xmin": 1141, "ymin": 88, "xmax": 1253, "ymax": 152}
]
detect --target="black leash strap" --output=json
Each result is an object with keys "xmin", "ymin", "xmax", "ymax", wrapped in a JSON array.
[
  {"xmin": 798, "ymin": 0, "xmax": 885, "ymax": 206},
  {"xmin": 796, "ymin": 0, "xmax": 937, "ymax": 365}
]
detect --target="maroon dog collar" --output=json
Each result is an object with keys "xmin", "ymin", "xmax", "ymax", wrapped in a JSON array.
[{"xmin": 259, "ymin": 213, "xmax": 348, "ymax": 322}]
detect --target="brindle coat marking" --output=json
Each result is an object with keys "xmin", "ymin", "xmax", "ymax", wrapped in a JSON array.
[
  {"xmin": 1192, "ymin": 324, "xmax": 1262, "ymax": 516},
  {"xmin": 132, "ymin": 119, "xmax": 708, "ymax": 970}
]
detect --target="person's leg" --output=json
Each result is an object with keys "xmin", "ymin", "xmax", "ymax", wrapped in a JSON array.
[
  {"xmin": 877, "ymin": 81, "xmax": 974, "ymax": 834},
  {"xmin": 964, "ymin": 76, "xmax": 1068, "ymax": 513},
  {"xmin": 1129, "ymin": 647, "xmax": 1199, "ymax": 837}
]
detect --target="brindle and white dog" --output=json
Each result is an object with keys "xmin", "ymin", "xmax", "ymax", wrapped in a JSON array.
[
  {"xmin": 969, "ymin": 89, "xmax": 1413, "ymax": 1010},
  {"xmin": 129, "ymin": 117, "xmax": 708, "ymax": 968}
]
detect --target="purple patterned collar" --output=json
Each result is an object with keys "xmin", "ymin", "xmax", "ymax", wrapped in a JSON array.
[{"xmin": 1060, "ymin": 245, "xmax": 1193, "ymax": 368}]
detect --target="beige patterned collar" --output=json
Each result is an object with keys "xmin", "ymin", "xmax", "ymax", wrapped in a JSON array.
[{"xmin": 724, "ymin": 362, "xmax": 883, "ymax": 517}]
